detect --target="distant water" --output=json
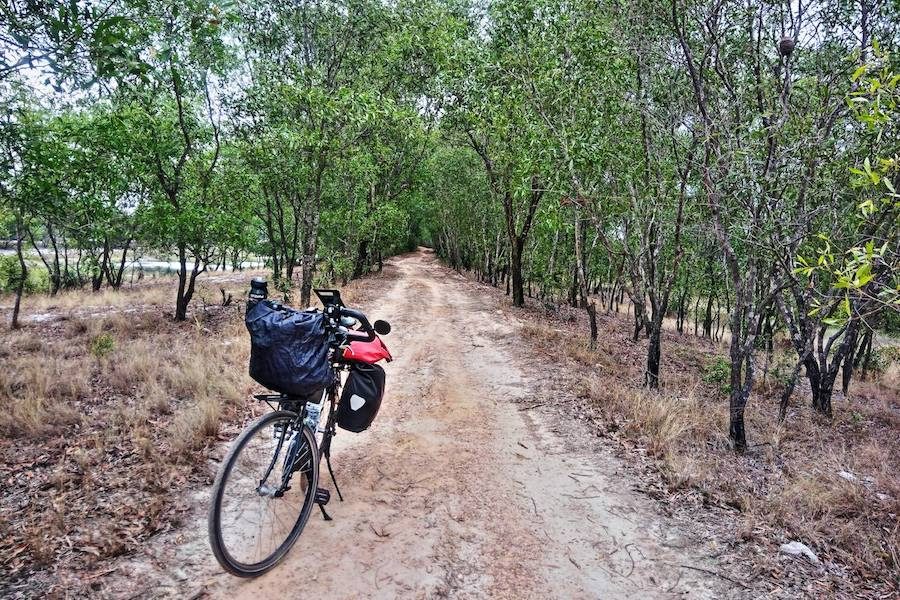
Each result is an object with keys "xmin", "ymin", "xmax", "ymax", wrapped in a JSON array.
[
  {"xmin": 0, "ymin": 247, "xmax": 264, "ymax": 272},
  {"xmin": 134, "ymin": 259, "xmax": 265, "ymax": 272}
]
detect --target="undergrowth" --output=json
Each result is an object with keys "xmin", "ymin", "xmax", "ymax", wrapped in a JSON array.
[{"xmin": 520, "ymin": 316, "xmax": 900, "ymax": 597}]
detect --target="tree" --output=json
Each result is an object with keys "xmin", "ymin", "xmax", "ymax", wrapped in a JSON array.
[
  {"xmin": 446, "ymin": 1, "xmax": 552, "ymax": 308},
  {"xmin": 103, "ymin": 1, "xmax": 234, "ymax": 320}
]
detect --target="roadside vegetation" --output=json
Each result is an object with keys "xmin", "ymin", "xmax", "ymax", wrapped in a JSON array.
[
  {"xmin": 0, "ymin": 267, "xmax": 391, "ymax": 595},
  {"xmin": 0, "ymin": 275, "xmax": 251, "ymax": 591},
  {"xmin": 516, "ymin": 304, "xmax": 899, "ymax": 595}
]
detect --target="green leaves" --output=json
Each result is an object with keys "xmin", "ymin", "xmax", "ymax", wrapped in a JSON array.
[{"xmin": 795, "ymin": 49, "xmax": 900, "ymax": 325}]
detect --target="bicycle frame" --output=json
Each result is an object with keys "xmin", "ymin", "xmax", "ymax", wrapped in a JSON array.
[{"xmin": 252, "ymin": 366, "xmax": 346, "ymax": 500}]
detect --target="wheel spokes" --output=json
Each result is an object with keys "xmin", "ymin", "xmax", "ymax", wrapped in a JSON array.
[{"xmin": 216, "ymin": 417, "xmax": 315, "ymax": 568}]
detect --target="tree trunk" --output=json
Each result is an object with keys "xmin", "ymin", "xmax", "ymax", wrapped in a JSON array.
[
  {"xmin": 812, "ymin": 320, "xmax": 859, "ymax": 417},
  {"xmin": 729, "ymin": 388, "xmax": 748, "ymax": 451},
  {"xmin": 174, "ymin": 244, "xmax": 189, "ymax": 321},
  {"xmin": 353, "ymin": 239, "xmax": 369, "ymax": 279},
  {"xmin": 547, "ymin": 226, "xmax": 560, "ymax": 298},
  {"xmin": 804, "ymin": 354, "xmax": 822, "ymax": 409},
  {"xmin": 568, "ymin": 265, "xmax": 579, "ymax": 308},
  {"xmin": 859, "ymin": 331, "xmax": 874, "ymax": 380},
  {"xmin": 510, "ymin": 237, "xmax": 525, "ymax": 307},
  {"xmin": 573, "ymin": 207, "xmax": 597, "ymax": 348},
  {"xmin": 676, "ymin": 289, "xmax": 687, "ymax": 334},
  {"xmin": 703, "ymin": 294, "xmax": 713, "ymax": 337},
  {"xmin": 645, "ymin": 325, "xmax": 662, "ymax": 388},
  {"xmin": 632, "ymin": 300, "xmax": 644, "ymax": 342},
  {"xmin": 92, "ymin": 240, "xmax": 111, "ymax": 292},
  {"xmin": 728, "ymin": 344, "xmax": 750, "ymax": 451},
  {"xmin": 815, "ymin": 378, "xmax": 835, "ymax": 417},
  {"xmin": 842, "ymin": 327, "xmax": 859, "ymax": 395},
  {"xmin": 112, "ymin": 238, "xmax": 132, "ymax": 290},
  {"xmin": 300, "ymin": 207, "xmax": 321, "ymax": 308},
  {"xmin": 11, "ymin": 218, "xmax": 27, "ymax": 330},
  {"xmin": 726, "ymin": 304, "xmax": 755, "ymax": 452},
  {"xmin": 586, "ymin": 302, "xmax": 598, "ymax": 346},
  {"xmin": 693, "ymin": 295, "xmax": 701, "ymax": 335},
  {"xmin": 47, "ymin": 225, "xmax": 63, "ymax": 293}
]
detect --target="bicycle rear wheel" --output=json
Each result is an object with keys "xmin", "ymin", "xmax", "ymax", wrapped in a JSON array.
[{"xmin": 208, "ymin": 410, "xmax": 319, "ymax": 577}]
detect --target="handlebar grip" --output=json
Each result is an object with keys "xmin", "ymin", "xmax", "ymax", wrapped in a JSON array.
[{"xmin": 339, "ymin": 307, "xmax": 376, "ymax": 342}]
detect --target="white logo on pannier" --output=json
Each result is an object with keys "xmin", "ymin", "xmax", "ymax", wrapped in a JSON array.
[{"xmin": 350, "ymin": 394, "xmax": 366, "ymax": 411}]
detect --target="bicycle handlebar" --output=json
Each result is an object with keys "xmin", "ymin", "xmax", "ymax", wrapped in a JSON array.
[
  {"xmin": 340, "ymin": 307, "xmax": 377, "ymax": 343},
  {"xmin": 325, "ymin": 304, "xmax": 376, "ymax": 343}
]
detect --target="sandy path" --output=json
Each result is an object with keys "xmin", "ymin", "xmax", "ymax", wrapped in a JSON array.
[
  {"xmin": 112, "ymin": 249, "xmax": 726, "ymax": 598},
  {"xmin": 190, "ymin": 250, "xmax": 721, "ymax": 599}
]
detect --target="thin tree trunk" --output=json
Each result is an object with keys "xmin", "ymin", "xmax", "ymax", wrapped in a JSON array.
[
  {"xmin": 646, "ymin": 325, "xmax": 662, "ymax": 388},
  {"xmin": 859, "ymin": 330, "xmax": 874, "ymax": 380},
  {"xmin": 573, "ymin": 206, "xmax": 598, "ymax": 348},
  {"xmin": 703, "ymin": 294, "xmax": 714, "ymax": 338},
  {"xmin": 174, "ymin": 244, "xmax": 190, "ymax": 321},
  {"xmin": 510, "ymin": 237, "xmax": 525, "ymax": 307},
  {"xmin": 108, "ymin": 237, "xmax": 132, "ymax": 290},
  {"xmin": 842, "ymin": 327, "xmax": 860, "ymax": 395},
  {"xmin": 300, "ymin": 207, "xmax": 321, "ymax": 308},
  {"xmin": 693, "ymin": 295, "xmax": 700, "ymax": 335},
  {"xmin": 11, "ymin": 218, "xmax": 27, "ymax": 330}
]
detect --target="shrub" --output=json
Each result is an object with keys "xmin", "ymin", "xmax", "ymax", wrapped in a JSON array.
[
  {"xmin": 768, "ymin": 352, "xmax": 796, "ymax": 388},
  {"xmin": 702, "ymin": 356, "xmax": 731, "ymax": 395},
  {"xmin": 90, "ymin": 333, "xmax": 116, "ymax": 359},
  {"xmin": 0, "ymin": 255, "xmax": 49, "ymax": 294},
  {"xmin": 869, "ymin": 345, "xmax": 900, "ymax": 373},
  {"xmin": 0, "ymin": 255, "xmax": 24, "ymax": 293}
]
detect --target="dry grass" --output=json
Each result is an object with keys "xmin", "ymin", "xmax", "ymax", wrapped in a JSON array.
[
  {"xmin": 0, "ymin": 264, "xmax": 390, "ymax": 596},
  {"xmin": 169, "ymin": 395, "xmax": 223, "ymax": 455},
  {"xmin": 516, "ymin": 305, "xmax": 900, "ymax": 597},
  {"xmin": 9, "ymin": 282, "xmax": 170, "ymax": 313},
  {"xmin": 0, "ymin": 350, "xmax": 90, "ymax": 437},
  {"xmin": 0, "ymin": 285, "xmax": 253, "ymax": 593},
  {"xmin": 0, "ymin": 267, "xmax": 267, "ymax": 324},
  {"xmin": 881, "ymin": 361, "xmax": 900, "ymax": 391},
  {"xmin": 584, "ymin": 380, "xmax": 724, "ymax": 458}
]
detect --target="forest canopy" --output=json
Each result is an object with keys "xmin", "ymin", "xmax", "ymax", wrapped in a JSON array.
[{"xmin": 1, "ymin": 0, "xmax": 898, "ymax": 450}]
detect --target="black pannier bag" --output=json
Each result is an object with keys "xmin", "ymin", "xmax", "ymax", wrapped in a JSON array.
[
  {"xmin": 246, "ymin": 300, "xmax": 333, "ymax": 396},
  {"xmin": 336, "ymin": 363, "xmax": 386, "ymax": 432}
]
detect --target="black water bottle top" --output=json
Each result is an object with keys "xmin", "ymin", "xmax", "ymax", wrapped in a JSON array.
[{"xmin": 249, "ymin": 277, "xmax": 268, "ymax": 301}]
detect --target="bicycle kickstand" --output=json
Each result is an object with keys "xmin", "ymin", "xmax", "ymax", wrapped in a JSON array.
[
  {"xmin": 318, "ymin": 503, "xmax": 332, "ymax": 521},
  {"xmin": 320, "ymin": 433, "xmax": 344, "ymax": 502},
  {"xmin": 315, "ymin": 487, "xmax": 333, "ymax": 521}
]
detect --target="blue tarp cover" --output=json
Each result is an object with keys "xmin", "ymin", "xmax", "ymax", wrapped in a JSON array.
[{"xmin": 246, "ymin": 300, "xmax": 333, "ymax": 396}]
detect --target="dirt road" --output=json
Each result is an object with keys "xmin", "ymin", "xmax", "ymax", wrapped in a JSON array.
[{"xmin": 127, "ymin": 249, "xmax": 727, "ymax": 598}]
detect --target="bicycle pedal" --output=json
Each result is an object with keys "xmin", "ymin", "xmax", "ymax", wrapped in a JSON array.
[{"xmin": 314, "ymin": 488, "xmax": 331, "ymax": 505}]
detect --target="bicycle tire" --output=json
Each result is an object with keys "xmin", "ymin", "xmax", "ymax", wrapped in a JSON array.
[{"xmin": 208, "ymin": 410, "xmax": 319, "ymax": 577}]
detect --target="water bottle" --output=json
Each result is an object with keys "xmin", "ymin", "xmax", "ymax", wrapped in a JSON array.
[
  {"xmin": 248, "ymin": 277, "xmax": 268, "ymax": 306},
  {"xmin": 304, "ymin": 401, "xmax": 323, "ymax": 433}
]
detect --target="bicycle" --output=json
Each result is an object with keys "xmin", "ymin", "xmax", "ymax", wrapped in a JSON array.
[{"xmin": 208, "ymin": 284, "xmax": 392, "ymax": 577}]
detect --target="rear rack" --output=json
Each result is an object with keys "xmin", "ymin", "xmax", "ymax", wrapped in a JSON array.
[
  {"xmin": 253, "ymin": 393, "xmax": 288, "ymax": 402},
  {"xmin": 254, "ymin": 393, "xmax": 297, "ymax": 412}
]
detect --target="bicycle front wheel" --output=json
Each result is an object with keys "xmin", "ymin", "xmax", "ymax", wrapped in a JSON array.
[{"xmin": 208, "ymin": 410, "xmax": 319, "ymax": 577}]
